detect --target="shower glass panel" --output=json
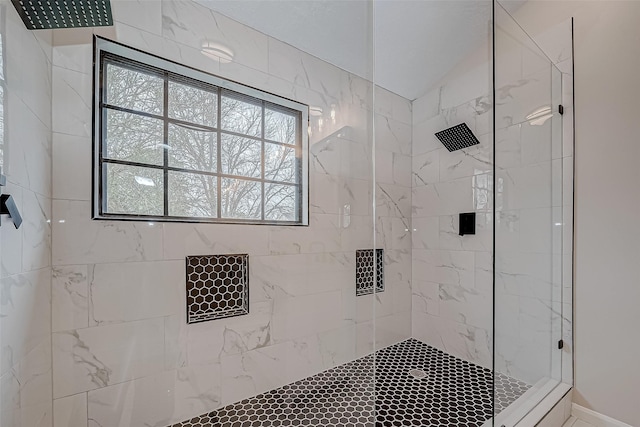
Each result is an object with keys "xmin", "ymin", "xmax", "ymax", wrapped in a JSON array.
[{"xmin": 493, "ymin": 3, "xmax": 567, "ymax": 424}]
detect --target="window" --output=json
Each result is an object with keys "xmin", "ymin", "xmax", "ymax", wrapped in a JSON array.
[{"xmin": 93, "ymin": 37, "xmax": 309, "ymax": 225}]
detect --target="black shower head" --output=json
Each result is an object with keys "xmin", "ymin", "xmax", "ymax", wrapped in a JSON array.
[
  {"xmin": 435, "ymin": 123, "xmax": 480, "ymax": 152},
  {"xmin": 11, "ymin": 0, "xmax": 113, "ymax": 30}
]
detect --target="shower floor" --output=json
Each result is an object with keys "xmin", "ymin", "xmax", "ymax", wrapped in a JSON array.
[{"xmin": 172, "ymin": 338, "xmax": 529, "ymax": 427}]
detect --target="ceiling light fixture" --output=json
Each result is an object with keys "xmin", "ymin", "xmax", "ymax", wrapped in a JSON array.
[
  {"xmin": 526, "ymin": 106, "xmax": 553, "ymax": 126},
  {"xmin": 201, "ymin": 41, "xmax": 234, "ymax": 63}
]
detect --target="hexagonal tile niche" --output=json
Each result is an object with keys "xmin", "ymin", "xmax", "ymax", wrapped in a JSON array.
[
  {"xmin": 355, "ymin": 249, "xmax": 384, "ymax": 296},
  {"xmin": 186, "ymin": 254, "xmax": 249, "ymax": 324}
]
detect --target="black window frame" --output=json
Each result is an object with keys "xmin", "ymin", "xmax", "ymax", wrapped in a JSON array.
[{"xmin": 92, "ymin": 36, "xmax": 309, "ymax": 226}]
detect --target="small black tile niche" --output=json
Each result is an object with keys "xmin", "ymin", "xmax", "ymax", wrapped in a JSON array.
[
  {"xmin": 185, "ymin": 254, "xmax": 249, "ymax": 324},
  {"xmin": 355, "ymin": 249, "xmax": 384, "ymax": 296}
]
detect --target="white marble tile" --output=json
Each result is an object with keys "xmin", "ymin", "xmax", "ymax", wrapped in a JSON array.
[
  {"xmin": 376, "ymin": 183, "xmax": 411, "ymax": 219},
  {"xmin": 52, "ymin": 200, "xmax": 163, "ymax": 265},
  {"xmin": 268, "ymin": 37, "xmax": 342, "ymax": 98},
  {"xmin": 162, "ymin": 0, "xmax": 268, "ymax": 73},
  {"xmin": 412, "ymin": 311, "xmax": 491, "ymax": 369},
  {"xmin": 391, "ymin": 94, "xmax": 412, "ymax": 126},
  {"xmin": 162, "ymin": 222, "xmax": 269, "ymax": 260},
  {"xmin": 250, "ymin": 252, "xmax": 350, "ymax": 303},
  {"xmin": 412, "ymin": 280, "xmax": 440, "ymax": 316},
  {"xmin": 310, "ymin": 174, "xmax": 372, "ymax": 217},
  {"xmin": 5, "ymin": 11, "xmax": 52, "ymax": 130},
  {"xmin": 0, "ymin": 183, "xmax": 23, "ymax": 278},
  {"xmin": 497, "ymin": 161, "xmax": 552, "ymax": 211},
  {"xmin": 52, "ymin": 266, "xmax": 88, "ymax": 332},
  {"xmin": 52, "ymin": 43, "xmax": 92, "ymax": 75},
  {"xmin": 4, "ymin": 93, "xmax": 52, "ymax": 197},
  {"xmin": 220, "ymin": 340, "xmax": 324, "ymax": 405},
  {"xmin": 87, "ymin": 364, "xmax": 221, "ymax": 427},
  {"xmin": 412, "ymin": 249, "xmax": 475, "ymax": 289},
  {"xmin": 164, "ymin": 301, "xmax": 272, "ymax": 369},
  {"xmin": 89, "ymin": 261, "xmax": 182, "ymax": 325},
  {"xmin": 496, "ymin": 69, "xmax": 552, "ymax": 130},
  {"xmin": 518, "ymin": 207, "xmax": 553, "ymax": 253},
  {"xmin": 438, "ymin": 282, "xmax": 492, "ymax": 330},
  {"xmin": 375, "ymin": 114, "xmax": 412, "ymax": 155},
  {"xmin": 271, "ymin": 290, "xmax": 346, "ymax": 343},
  {"xmin": 52, "ymin": 66, "xmax": 91, "ymax": 138},
  {"xmin": 53, "ymin": 393, "xmax": 87, "ymax": 427},
  {"xmin": 21, "ymin": 191, "xmax": 51, "ymax": 272},
  {"xmin": 268, "ymin": 214, "xmax": 341, "ymax": 255},
  {"xmin": 52, "ymin": 318, "xmax": 165, "ymax": 398},
  {"xmin": 438, "ymin": 213, "xmax": 492, "ymax": 252},
  {"xmin": 112, "ymin": 0, "xmax": 162, "ymax": 35},
  {"xmin": 17, "ymin": 339, "xmax": 53, "ymax": 427},
  {"xmin": 438, "ymin": 135, "xmax": 492, "ymax": 182},
  {"xmin": 412, "ymin": 177, "xmax": 474, "ymax": 217},
  {"xmin": 52, "ymin": 133, "xmax": 91, "ymax": 201},
  {"xmin": 412, "ymin": 87, "xmax": 441, "ymax": 125},
  {"xmin": 375, "ymin": 311, "xmax": 411, "ymax": 349},
  {"xmin": 0, "ymin": 268, "xmax": 51, "ymax": 376},
  {"xmin": 411, "ymin": 216, "xmax": 439, "ymax": 250},
  {"xmin": 412, "ymin": 149, "xmax": 440, "ymax": 187},
  {"xmin": 315, "ymin": 325, "xmax": 358, "ymax": 368}
]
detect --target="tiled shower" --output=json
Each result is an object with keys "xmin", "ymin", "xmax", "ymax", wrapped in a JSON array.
[{"xmin": 0, "ymin": 1, "xmax": 574, "ymax": 426}]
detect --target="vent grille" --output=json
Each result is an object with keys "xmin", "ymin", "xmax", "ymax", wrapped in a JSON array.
[
  {"xmin": 434, "ymin": 123, "xmax": 480, "ymax": 152},
  {"xmin": 11, "ymin": 0, "xmax": 113, "ymax": 30}
]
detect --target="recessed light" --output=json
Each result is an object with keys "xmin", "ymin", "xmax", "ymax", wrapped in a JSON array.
[{"xmin": 201, "ymin": 41, "xmax": 234, "ymax": 63}]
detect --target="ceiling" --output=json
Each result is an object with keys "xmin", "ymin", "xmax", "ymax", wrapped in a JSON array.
[{"xmin": 195, "ymin": 0, "xmax": 495, "ymax": 101}]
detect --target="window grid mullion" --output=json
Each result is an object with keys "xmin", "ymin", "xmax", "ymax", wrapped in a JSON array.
[
  {"xmin": 97, "ymin": 47, "xmax": 306, "ymax": 225},
  {"xmin": 216, "ymin": 87, "xmax": 222, "ymax": 219},
  {"xmin": 163, "ymin": 73, "xmax": 169, "ymax": 216}
]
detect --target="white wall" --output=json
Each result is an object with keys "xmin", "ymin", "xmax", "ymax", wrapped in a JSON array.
[
  {"xmin": 506, "ymin": 1, "xmax": 640, "ymax": 425},
  {"xmin": 0, "ymin": 1, "xmax": 53, "ymax": 426},
  {"xmin": 49, "ymin": 1, "xmax": 412, "ymax": 426}
]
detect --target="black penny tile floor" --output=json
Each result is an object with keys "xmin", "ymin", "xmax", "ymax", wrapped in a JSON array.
[{"xmin": 171, "ymin": 338, "xmax": 530, "ymax": 427}]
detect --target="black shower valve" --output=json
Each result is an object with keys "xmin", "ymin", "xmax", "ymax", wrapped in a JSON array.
[{"xmin": 459, "ymin": 212, "xmax": 476, "ymax": 236}]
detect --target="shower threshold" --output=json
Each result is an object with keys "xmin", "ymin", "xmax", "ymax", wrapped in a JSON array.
[{"xmin": 171, "ymin": 338, "xmax": 530, "ymax": 427}]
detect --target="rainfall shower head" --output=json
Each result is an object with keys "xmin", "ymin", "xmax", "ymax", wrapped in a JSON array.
[
  {"xmin": 11, "ymin": 0, "xmax": 113, "ymax": 30},
  {"xmin": 435, "ymin": 123, "xmax": 480, "ymax": 152}
]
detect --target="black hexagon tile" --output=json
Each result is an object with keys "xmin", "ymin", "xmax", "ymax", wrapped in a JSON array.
[
  {"xmin": 356, "ymin": 249, "xmax": 384, "ymax": 296},
  {"xmin": 186, "ymin": 254, "xmax": 249, "ymax": 324},
  {"xmin": 171, "ymin": 338, "xmax": 530, "ymax": 427}
]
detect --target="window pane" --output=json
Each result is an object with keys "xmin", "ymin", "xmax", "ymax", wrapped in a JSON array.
[
  {"xmin": 221, "ymin": 178, "xmax": 261, "ymax": 219},
  {"xmin": 105, "ymin": 163, "xmax": 163, "ymax": 216},
  {"xmin": 265, "ymin": 108, "xmax": 296, "ymax": 144},
  {"xmin": 106, "ymin": 63, "xmax": 163, "ymax": 115},
  {"xmin": 221, "ymin": 134, "xmax": 261, "ymax": 178},
  {"xmin": 221, "ymin": 95, "xmax": 261, "ymax": 137},
  {"xmin": 105, "ymin": 109, "xmax": 164, "ymax": 165},
  {"xmin": 168, "ymin": 124, "xmax": 216, "ymax": 172},
  {"xmin": 265, "ymin": 143, "xmax": 297, "ymax": 183},
  {"xmin": 168, "ymin": 171, "xmax": 217, "ymax": 217},
  {"xmin": 168, "ymin": 81, "xmax": 217, "ymax": 127},
  {"xmin": 265, "ymin": 183, "xmax": 297, "ymax": 222}
]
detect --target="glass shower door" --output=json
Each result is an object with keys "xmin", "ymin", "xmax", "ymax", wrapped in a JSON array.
[{"xmin": 493, "ymin": 3, "xmax": 567, "ymax": 424}]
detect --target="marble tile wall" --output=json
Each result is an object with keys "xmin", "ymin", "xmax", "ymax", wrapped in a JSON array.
[
  {"xmin": 0, "ymin": 1, "xmax": 54, "ymax": 426},
  {"xmin": 411, "ymin": 60, "xmax": 494, "ymax": 370},
  {"xmin": 49, "ymin": 1, "xmax": 411, "ymax": 426},
  {"xmin": 410, "ymin": 7, "xmax": 573, "ymax": 388}
]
